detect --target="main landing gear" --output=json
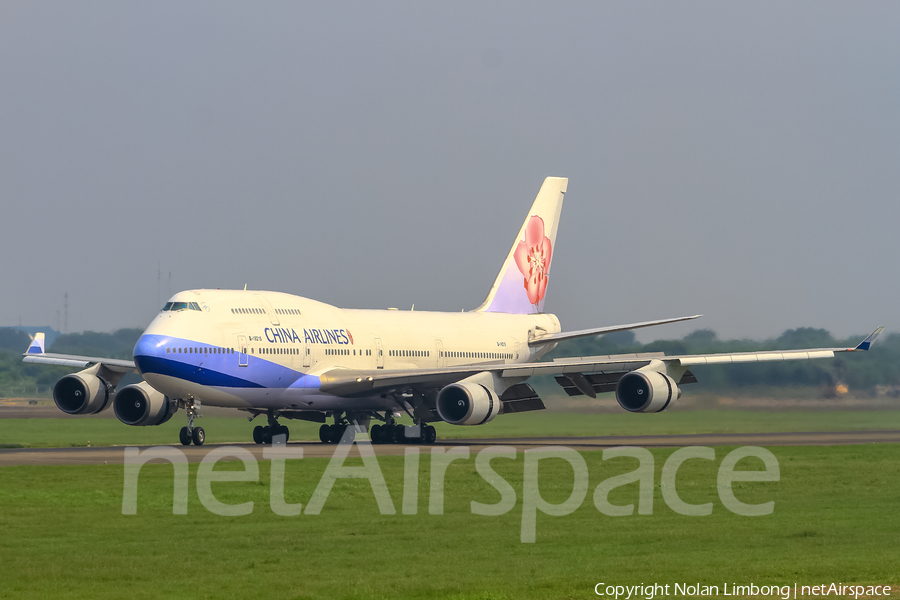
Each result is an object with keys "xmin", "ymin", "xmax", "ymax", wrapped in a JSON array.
[
  {"xmin": 319, "ymin": 412, "xmax": 436, "ymax": 445},
  {"xmin": 179, "ymin": 399, "xmax": 204, "ymax": 446},
  {"xmin": 370, "ymin": 422, "xmax": 436, "ymax": 445},
  {"xmin": 252, "ymin": 410, "xmax": 290, "ymax": 445}
]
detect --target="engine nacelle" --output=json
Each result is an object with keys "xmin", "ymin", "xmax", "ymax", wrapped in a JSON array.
[
  {"xmin": 436, "ymin": 372, "xmax": 502, "ymax": 426},
  {"xmin": 53, "ymin": 367, "xmax": 114, "ymax": 415},
  {"xmin": 114, "ymin": 381, "xmax": 178, "ymax": 426},
  {"xmin": 615, "ymin": 369, "xmax": 680, "ymax": 413}
]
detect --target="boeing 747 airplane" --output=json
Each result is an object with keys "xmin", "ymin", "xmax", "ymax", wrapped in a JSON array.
[{"xmin": 23, "ymin": 178, "xmax": 883, "ymax": 446}]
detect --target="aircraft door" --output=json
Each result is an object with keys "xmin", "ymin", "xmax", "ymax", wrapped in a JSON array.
[
  {"xmin": 375, "ymin": 338, "xmax": 384, "ymax": 369},
  {"xmin": 303, "ymin": 344, "xmax": 311, "ymax": 368},
  {"xmin": 238, "ymin": 335, "xmax": 249, "ymax": 367},
  {"xmin": 435, "ymin": 339, "xmax": 444, "ymax": 368},
  {"xmin": 253, "ymin": 294, "xmax": 279, "ymax": 326}
]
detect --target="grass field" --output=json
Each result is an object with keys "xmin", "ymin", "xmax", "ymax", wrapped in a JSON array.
[
  {"xmin": 2, "ymin": 409, "xmax": 900, "ymax": 448},
  {"xmin": 0, "ymin": 444, "xmax": 898, "ymax": 599}
]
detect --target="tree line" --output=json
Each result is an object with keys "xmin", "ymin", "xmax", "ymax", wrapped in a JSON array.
[
  {"xmin": 0, "ymin": 326, "xmax": 897, "ymax": 397},
  {"xmin": 545, "ymin": 327, "xmax": 900, "ymax": 392}
]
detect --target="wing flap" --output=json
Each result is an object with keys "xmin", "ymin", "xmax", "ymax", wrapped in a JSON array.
[
  {"xmin": 555, "ymin": 369, "xmax": 698, "ymax": 397},
  {"xmin": 676, "ymin": 349, "xmax": 835, "ymax": 366}
]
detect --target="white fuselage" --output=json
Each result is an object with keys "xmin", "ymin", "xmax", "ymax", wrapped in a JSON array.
[{"xmin": 134, "ymin": 289, "xmax": 560, "ymax": 412}]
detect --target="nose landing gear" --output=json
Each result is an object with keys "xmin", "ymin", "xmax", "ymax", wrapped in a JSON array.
[{"xmin": 178, "ymin": 399, "xmax": 204, "ymax": 446}]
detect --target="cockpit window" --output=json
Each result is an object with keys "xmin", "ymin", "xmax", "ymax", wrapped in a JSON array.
[{"xmin": 161, "ymin": 301, "xmax": 202, "ymax": 312}]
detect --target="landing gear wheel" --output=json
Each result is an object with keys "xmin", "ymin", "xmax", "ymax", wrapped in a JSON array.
[
  {"xmin": 424, "ymin": 425, "xmax": 436, "ymax": 445},
  {"xmin": 329, "ymin": 424, "xmax": 348, "ymax": 444},
  {"xmin": 342, "ymin": 426, "xmax": 356, "ymax": 444},
  {"xmin": 262, "ymin": 426, "xmax": 272, "ymax": 445},
  {"xmin": 179, "ymin": 427, "xmax": 191, "ymax": 446},
  {"xmin": 370, "ymin": 424, "xmax": 382, "ymax": 444},
  {"xmin": 191, "ymin": 426, "xmax": 205, "ymax": 446},
  {"xmin": 392, "ymin": 424, "xmax": 405, "ymax": 444},
  {"xmin": 253, "ymin": 425, "xmax": 264, "ymax": 444},
  {"xmin": 319, "ymin": 424, "xmax": 330, "ymax": 443},
  {"xmin": 270, "ymin": 425, "xmax": 289, "ymax": 443}
]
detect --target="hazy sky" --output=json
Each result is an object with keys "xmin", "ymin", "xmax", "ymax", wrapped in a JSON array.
[{"xmin": 1, "ymin": 2, "xmax": 897, "ymax": 342}]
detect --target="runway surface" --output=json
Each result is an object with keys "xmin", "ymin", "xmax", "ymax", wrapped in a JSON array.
[{"xmin": 1, "ymin": 430, "xmax": 899, "ymax": 466}]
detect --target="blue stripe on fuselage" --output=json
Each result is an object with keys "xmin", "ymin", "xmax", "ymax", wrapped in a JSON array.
[
  {"xmin": 135, "ymin": 355, "xmax": 264, "ymax": 388},
  {"xmin": 134, "ymin": 334, "xmax": 320, "ymax": 390}
]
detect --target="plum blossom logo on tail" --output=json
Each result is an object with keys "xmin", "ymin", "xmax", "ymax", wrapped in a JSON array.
[{"xmin": 513, "ymin": 215, "xmax": 552, "ymax": 307}]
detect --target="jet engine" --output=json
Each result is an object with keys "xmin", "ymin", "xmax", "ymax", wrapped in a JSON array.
[
  {"xmin": 53, "ymin": 366, "xmax": 115, "ymax": 415},
  {"xmin": 615, "ymin": 369, "xmax": 680, "ymax": 413},
  {"xmin": 114, "ymin": 381, "xmax": 178, "ymax": 426},
  {"xmin": 436, "ymin": 372, "xmax": 502, "ymax": 426}
]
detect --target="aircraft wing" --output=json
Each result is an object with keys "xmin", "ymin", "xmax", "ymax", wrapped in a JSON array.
[
  {"xmin": 21, "ymin": 333, "xmax": 137, "ymax": 373},
  {"xmin": 318, "ymin": 326, "xmax": 884, "ymax": 400}
]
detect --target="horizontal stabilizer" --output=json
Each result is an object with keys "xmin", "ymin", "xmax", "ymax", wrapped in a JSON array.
[{"xmin": 528, "ymin": 314, "xmax": 702, "ymax": 346}]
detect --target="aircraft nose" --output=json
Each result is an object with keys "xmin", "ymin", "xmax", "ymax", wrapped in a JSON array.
[{"xmin": 133, "ymin": 334, "xmax": 167, "ymax": 375}]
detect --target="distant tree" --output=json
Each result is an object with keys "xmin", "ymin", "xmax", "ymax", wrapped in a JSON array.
[
  {"xmin": 0, "ymin": 328, "xmax": 32, "ymax": 353},
  {"xmin": 772, "ymin": 328, "xmax": 835, "ymax": 350},
  {"xmin": 604, "ymin": 330, "xmax": 637, "ymax": 347},
  {"xmin": 49, "ymin": 328, "xmax": 143, "ymax": 360},
  {"xmin": 682, "ymin": 329, "xmax": 717, "ymax": 350}
]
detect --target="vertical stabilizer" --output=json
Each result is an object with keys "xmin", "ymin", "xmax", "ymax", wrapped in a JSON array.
[{"xmin": 475, "ymin": 177, "xmax": 567, "ymax": 314}]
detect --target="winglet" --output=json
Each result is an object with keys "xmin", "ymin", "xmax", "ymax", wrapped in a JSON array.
[
  {"xmin": 852, "ymin": 326, "xmax": 884, "ymax": 351},
  {"xmin": 26, "ymin": 332, "xmax": 46, "ymax": 355}
]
